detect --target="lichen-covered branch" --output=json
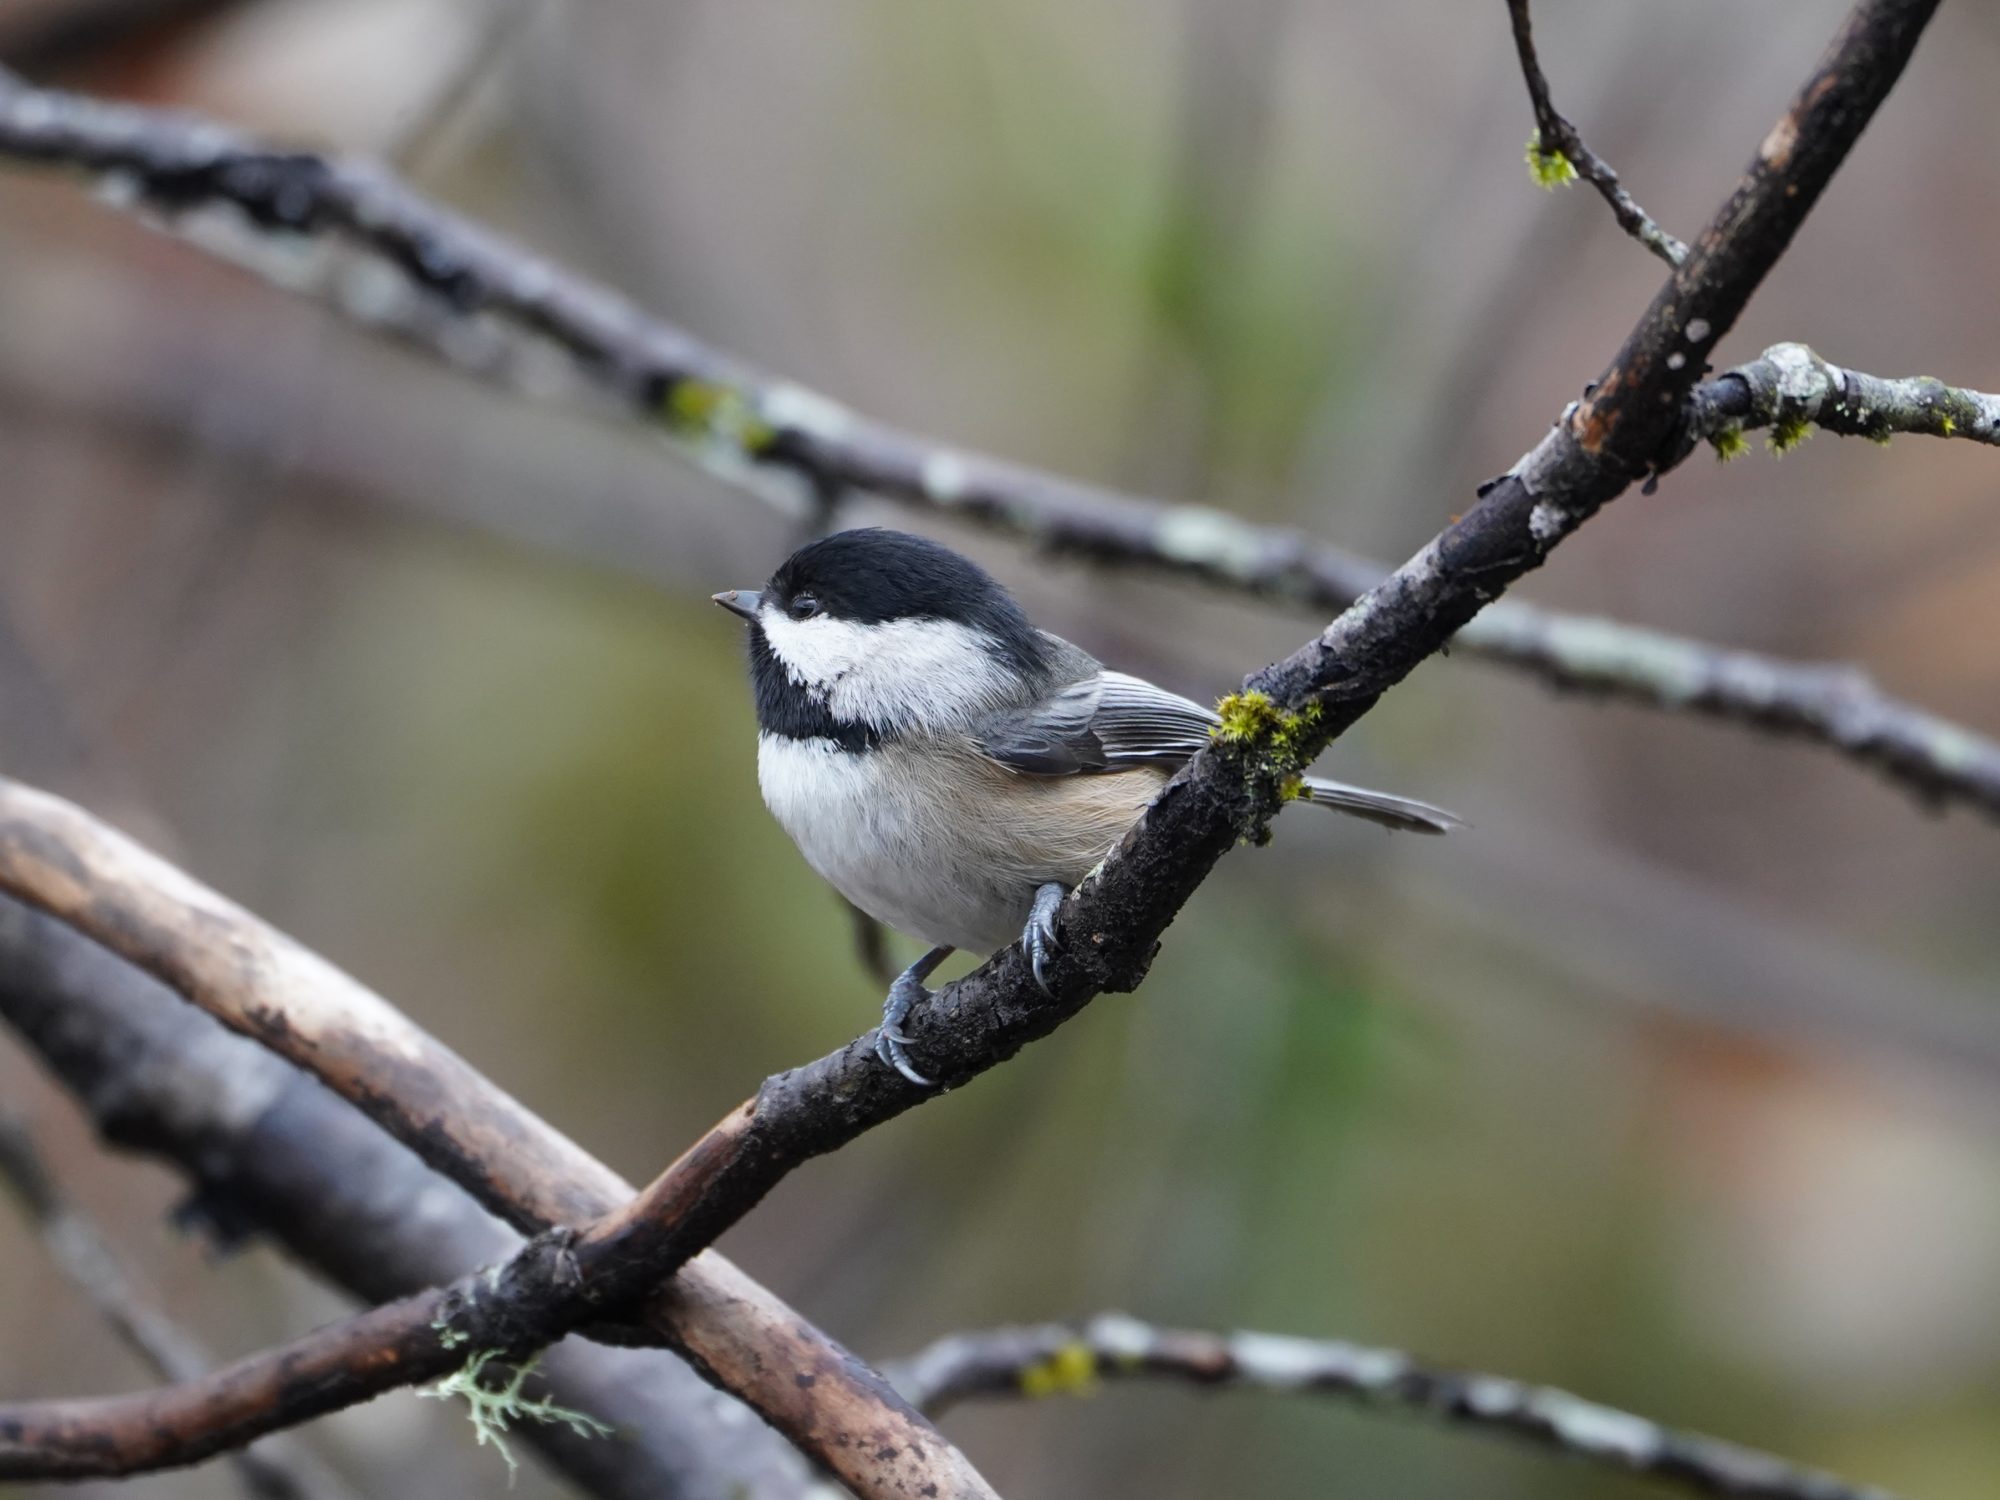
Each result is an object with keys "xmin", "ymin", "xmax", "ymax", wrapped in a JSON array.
[
  {"xmin": 1505, "ymin": 0, "xmax": 1689, "ymax": 266},
  {"xmin": 1688, "ymin": 341, "xmax": 2000, "ymax": 455},
  {"xmin": 0, "ymin": 782, "xmax": 993, "ymax": 1500},
  {"xmin": 1462, "ymin": 601, "xmax": 2000, "ymax": 818},
  {"xmin": 0, "ymin": 1115, "xmax": 355, "ymax": 1500},
  {"xmin": 888, "ymin": 1316, "xmax": 1897, "ymax": 1500},
  {"xmin": 1, "ymin": 63, "xmax": 1993, "ymax": 820}
]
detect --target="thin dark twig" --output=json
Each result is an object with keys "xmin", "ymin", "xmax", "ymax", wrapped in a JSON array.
[
  {"xmin": 0, "ymin": 1116, "xmax": 354, "ymax": 1500},
  {"xmin": 1506, "ymin": 0, "xmax": 1688, "ymax": 266},
  {"xmin": 888, "ymin": 1317, "xmax": 1898, "ymax": 1500}
]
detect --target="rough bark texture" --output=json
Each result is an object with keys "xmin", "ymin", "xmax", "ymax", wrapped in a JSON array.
[
  {"xmin": 0, "ymin": 785, "xmax": 993, "ymax": 1500},
  {"xmin": 0, "ymin": 898, "xmax": 822, "ymax": 1500}
]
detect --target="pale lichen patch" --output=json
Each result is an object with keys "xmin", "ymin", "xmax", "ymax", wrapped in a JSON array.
[
  {"xmin": 1528, "ymin": 499, "xmax": 1566, "ymax": 545},
  {"xmin": 759, "ymin": 381, "xmax": 855, "ymax": 441},
  {"xmin": 1228, "ymin": 1332, "xmax": 1327, "ymax": 1390},
  {"xmin": 1157, "ymin": 506, "xmax": 1267, "ymax": 578},
  {"xmin": 921, "ymin": 451, "xmax": 971, "ymax": 503},
  {"xmin": 1527, "ymin": 1390, "xmax": 1662, "ymax": 1463}
]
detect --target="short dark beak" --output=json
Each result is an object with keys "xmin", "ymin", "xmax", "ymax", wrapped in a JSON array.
[{"xmin": 712, "ymin": 589, "xmax": 761, "ymax": 622}]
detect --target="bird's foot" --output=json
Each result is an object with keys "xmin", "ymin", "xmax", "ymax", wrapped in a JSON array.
[
  {"xmin": 872, "ymin": 945, "xmax": 953, "ymax": 1087},
  {"xmin": 1023, "ymin": 882, "xmax": 1066, "ymax": 996}
]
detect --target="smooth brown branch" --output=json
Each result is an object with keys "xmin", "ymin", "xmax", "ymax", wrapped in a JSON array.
[
  {"xmin": 2, "ymin": 70, "xmax": 1995, "ymax": 823},
  {"xmin": 1505, "ymin": 0, "xmax": 1688, "ymax": 266},
  {"xmin": 0, "ymin": 1116, "xmax": 355, "ymax": 1500},
  {"xmin": 887, "ymin": 1316, "xmax": 1899, "ymax": 1500},
  {"xmin": 0, "ymin": 780, "xmax": 995, "ymax": 1500},
  {"xmin": 0, "ymin": 898, "xmax": 818, "ymax": 1500}
]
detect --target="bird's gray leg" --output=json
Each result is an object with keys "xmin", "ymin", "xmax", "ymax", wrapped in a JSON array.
[
  {"xmin": 876, "ymin": 944, "xmax": 954, "ymax": 1087},
  {"xmin": 1023, "ymin": 882, "xmax": 1066, "ymax": 996}
]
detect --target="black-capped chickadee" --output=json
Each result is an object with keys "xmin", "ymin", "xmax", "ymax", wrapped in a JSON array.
[{"xmin": 715, "ymin": 528, "xmax": 1457, "ymax": 1085}]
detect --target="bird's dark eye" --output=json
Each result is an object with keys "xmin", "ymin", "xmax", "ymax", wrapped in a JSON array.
[{"xmin": 787, "ymin": 593, "xmax": 821, "ymax": 621}]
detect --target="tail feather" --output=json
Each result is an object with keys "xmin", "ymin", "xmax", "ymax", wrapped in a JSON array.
[{"xmin": 1299, "ymin": 777, "xmax": 1461, "ymax": 835}]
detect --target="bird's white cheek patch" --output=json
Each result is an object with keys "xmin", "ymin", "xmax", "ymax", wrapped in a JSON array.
[
  {"xmin": 758, "ymin": 611, "xmax": 1016, "ymax": 729},
  {"xmin": 758, "ymin": 610, "xmax": 868, "ymax": 695}
]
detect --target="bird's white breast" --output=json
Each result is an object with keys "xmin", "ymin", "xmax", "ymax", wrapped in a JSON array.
[
  {"xmin": 754, "ymin": 733, "xmax": 1021, "ymax": 953},
  {"xmin": 757, "ymin": 731, "xmax": 1163, "ymax": 956}
]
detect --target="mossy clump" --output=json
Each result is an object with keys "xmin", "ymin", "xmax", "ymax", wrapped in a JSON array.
[
  {"xmin": 1213, "ymin": 691, "xmax": 1326, "ymax": 843},
  {"xmin": 1766, "ymin": 412, "xmax": 1813, "ymax": 456},
  {"xmin": 1708, "ymin": 424, "xmax": 1749, "ymax": 463},
  {"xmin": 1937, "ymin": 412, "xmax": 1958, "ymax": 438},
  {"xmin": 661, "ymin": 379, "xmax": 778, "ymax": 454},
  {"xmin": 1213, "ymin": 690, "xmax": 1321, "ymax": 759},
  {"xmin": 1020, "ymin": 1342, "xmax": 1100, "ymax": 1399},
  {"xmin": 1525, "ymin": 135, "xmax": 1577, "ymax": 190}
]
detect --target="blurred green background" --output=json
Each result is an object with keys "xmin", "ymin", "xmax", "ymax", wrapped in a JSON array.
[{"xmin": 2, "ymin": 1, "xmax": 1998, "ymax": 1496}]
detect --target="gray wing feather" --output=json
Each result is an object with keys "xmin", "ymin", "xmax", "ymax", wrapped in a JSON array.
[
  {"xmin": 976, "ymin": 668, "xmax": 1460, "ymax": 834},
  {"xmin": 975, "ymin": 671, "xmax": 1215, "ymax": 775}
]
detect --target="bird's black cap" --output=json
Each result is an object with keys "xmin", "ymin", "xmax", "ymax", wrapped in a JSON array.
[{"xmin": 765, "ymin": 529, "xmax": 1052, "ymax": 676}]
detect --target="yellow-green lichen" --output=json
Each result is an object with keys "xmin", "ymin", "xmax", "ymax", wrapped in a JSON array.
[
  {"xmin": 661, "ymin": 379, "xmax": 779, "ymax": 454},
  {"xmin": 1708, "ymin": 424, "xmax": 1748, "ymax": 463},
  {"xmin": 1213, "ymin": 692, "xmax": 1325, "ymax": 843},
  {"xmin": 1525, "ymin": 136, "xmax": 1576, "ymax": 190},
  {"xmin": 1019, "ymin": 1342, "xmax": 1100, "ymax": 1399},
  {"xmin": 1766, "ymin": 412, "xmax": 1813, "ymax": 456},
  {"xmin": 1938, "ymin": 412, "xmax": 1957, "ymax": 438},
  {"xmin": 1213, "ymin": 690, "xmax": 1320, "ymax": 756}
]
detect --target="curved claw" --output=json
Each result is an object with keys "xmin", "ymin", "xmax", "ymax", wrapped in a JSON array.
[
  {"xmin": 875, "ymin": 947, "xmax": 951, "ymax": 1088},
  {"xmin": 874, "ymin": 1025, "xmax": 934, "ymax": 1087},
  {"xmin": 1023, "ymin": 882, "xmax": 1066, "ymax": 997}
]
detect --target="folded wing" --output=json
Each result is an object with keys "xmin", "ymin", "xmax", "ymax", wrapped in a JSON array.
[{"xmin": 974, "ymin": 670, "xmax": 1458, "ymax": 834}]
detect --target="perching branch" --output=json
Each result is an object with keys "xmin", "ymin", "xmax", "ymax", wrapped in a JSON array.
[
  {"xmin": 0, "ymin": 896, "xmax": 820, "ymax": 1500},
  {"xmin": 1505, "ymin": 0, "xmax": 1688, "ymax": 266},
  {"xmin": 1, "ymin": 64, "xmax": 1996, "ymax": 820},
  {"xmin": 414, "ymin": 0, "xmax": 1943, "ymax": 1396},
  {"xmin": 0, "ymin": 1115, "xmax": 354, "ymax": 1500},
  {"xmin": 0, "ymin": 784, "xmax": 996, "ymax": 1500},
  {"xmin": 0, "ymin": 0, "xmax": 1938, "ymax": 1477},
  {"xmin": 887, "ymin": 1316, "xmax": 1896, "ymax": 1500}
]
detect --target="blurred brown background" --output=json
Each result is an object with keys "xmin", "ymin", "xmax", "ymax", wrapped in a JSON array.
[{"xmin": 2, "ymin": 1, "xmax": 1998, "ymax": 1496}]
